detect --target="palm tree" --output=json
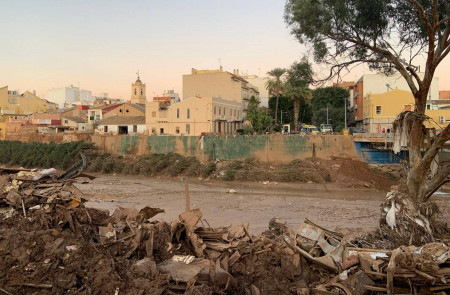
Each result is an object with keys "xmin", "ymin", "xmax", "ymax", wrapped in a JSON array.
[
  {"xmin": 286, "ymin": 59, "xmax": 313, "ymax": 131},
  {"xmin": 265, "ymin": 68, "xmax": 287, "ymax": 127}
]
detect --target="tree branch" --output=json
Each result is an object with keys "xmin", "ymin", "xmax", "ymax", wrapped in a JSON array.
[
  {"xmin": 424, "ymin": 164, "xmax": 450, "ymax": 201},
  {"xmin": 408, "ymin": 0, "xmax": 432, "ymax": 31},
  {"xmin": 420, "ymin": 123, "xmax": 450, "ymax": 177}
]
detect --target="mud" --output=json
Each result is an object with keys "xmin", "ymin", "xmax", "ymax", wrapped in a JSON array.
[{"xmin": 79, "ymin": 174, "xmax": 450, "ymax": 239}]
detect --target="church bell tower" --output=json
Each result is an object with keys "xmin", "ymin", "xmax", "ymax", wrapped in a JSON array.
[{"xmin": 131, "ymin": 71, "xmax": 146, "ymax": 104}]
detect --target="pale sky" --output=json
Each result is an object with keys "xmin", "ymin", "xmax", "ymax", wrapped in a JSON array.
[{"xmin": 1, "ymin": 0, "xmax": 449, "ymax": 101}]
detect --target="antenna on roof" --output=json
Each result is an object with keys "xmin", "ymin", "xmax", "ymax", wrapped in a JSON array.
[
  {"xmin": 136, "ymin": 69, "xmax": 140, "ymax": 79},
  {"xmin": 218, "ymin": 58, "xmax": 222, "ymax": 68}
]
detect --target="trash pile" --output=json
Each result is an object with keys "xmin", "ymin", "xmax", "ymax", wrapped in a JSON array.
[{"xmin": 1, "ymin": 160, "xmax": 449, "ymax": 294}]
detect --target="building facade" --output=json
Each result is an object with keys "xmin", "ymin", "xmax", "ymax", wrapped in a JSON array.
[
  {"xmin": 363, "ymin": 89, "xmax": 450, "ymax": 133},
  {"xmin": 352, "ymin": 73, "xmax": 439, "ymax": 127},
  {"xmin": 0, "ymin": 86, "xmax": 57, "ymax": 115},
  {"xmin": 243, "ymin": 75, "xmax": 268, "ymax": 107},
  {"xmin": 183, "ymin": 67, "xmax": 259, "ymax": 114},
  {"xmin": 146, "ymin": 96, "xmax": 243, "ymax": 136},
  {"xmin": 44, "ymin": 85, "xmax": 96, "ymax": 108}
]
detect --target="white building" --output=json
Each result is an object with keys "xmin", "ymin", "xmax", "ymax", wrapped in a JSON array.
[
  {"xmin": 243, "ymin": 75, "xmax": 269, "ymax": 107},
  {"xmin": 44, "ymin": 85, "xmax": 95, "ymax": 108}
]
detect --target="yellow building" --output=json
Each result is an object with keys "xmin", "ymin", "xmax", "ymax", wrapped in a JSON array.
[
  {"xmin": 0, "ymin": 86, "xmax": 57, "ymax": 115},
  {"xmin": 183, "ymin": 68, "xmax": 259, "ymax": 114},
  {"xmin": 146, "ymin": 96, "xmax": 243, "ymax": 136},
  {"xmin": 363, "ymin": 89, "xmax": 450, "ymax": 133}
]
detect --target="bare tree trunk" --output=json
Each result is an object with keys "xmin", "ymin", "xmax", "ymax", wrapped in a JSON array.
[
  {"xmin": 293, "ymin": 97, "xmax": 300, "ymax": 131},
  {"xmin": 274, "ymin": 94, "xmax": 279, "ymax": 126}
]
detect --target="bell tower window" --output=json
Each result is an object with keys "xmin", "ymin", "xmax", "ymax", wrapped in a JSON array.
[
  {"xmin": 134, "ymin": 89, "xmax": 137, "ymax": 95},
  {"xmin": 140, "ymin": 89, "xmax": 143, "ymax": 95}
]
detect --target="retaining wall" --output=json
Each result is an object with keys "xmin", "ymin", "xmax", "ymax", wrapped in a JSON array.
[{"xmin": 89, "ymin": 134, "xmax": 358, "ymax": 161}]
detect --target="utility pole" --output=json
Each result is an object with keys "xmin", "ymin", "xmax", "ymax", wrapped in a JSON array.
[
  {"xmin": 281, "ymin": 110, "xmax": 283, "ymax": 125},
  {"xmin": 326, "ymin": 106, "xmax": 329, "ymax": 124},
  {"xmin": 344, "ymin": 96, "xmax": 347, "ymax": 129}
]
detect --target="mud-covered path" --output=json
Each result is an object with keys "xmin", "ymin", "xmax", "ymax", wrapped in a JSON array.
[{"xmin": 78, "ymin": 174, "xmax": 450, "ymax": 237}]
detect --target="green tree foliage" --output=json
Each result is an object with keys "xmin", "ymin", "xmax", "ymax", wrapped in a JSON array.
[
  {"xmin": 286, "ymin": 57, "xmax": 314, "ymax": 130},
  {"xmin": 269, "ymin": 95, "xmax": 313, "ymax": 129},
  {"xmin": 311, "ymin": 87, "xmax": 349, "ymax": 132},
  {"xmin": 265, "ymin": 68, "xmax": 287, "ymax": 126},
  {"xmin": 246, "ymin": 96, "xmax": 273, "ymax": 133},
  {"xmin": 311, "ymin": 87, "xmax": 349, "ymax": 111}
]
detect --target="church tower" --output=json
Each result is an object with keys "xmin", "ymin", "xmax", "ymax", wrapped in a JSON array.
[{"xmin": 131, "ymin": 72, "xmax": 146, "ymax": 104}]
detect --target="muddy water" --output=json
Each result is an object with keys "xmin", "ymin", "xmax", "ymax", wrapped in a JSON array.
[{"xmin": 77, "ymin": 174, "xmax": 450, "ymax": 237}]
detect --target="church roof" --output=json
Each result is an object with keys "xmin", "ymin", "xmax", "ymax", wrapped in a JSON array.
[
  {"xmin": 98, "ymin": 115, "xmax": 145, "ymax": 126},
  {"xmin": 134, "ymin": 78, "xmax": 143, "ymax": 85}
]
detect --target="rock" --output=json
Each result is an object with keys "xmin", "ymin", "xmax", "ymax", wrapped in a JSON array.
[
  {"xmin": 226, "ymin": 189, "xmax": 236, "ymax": 194},
  {"xmin": 331, "ymin": 164, "xmax": 341, "ymax": 170}
]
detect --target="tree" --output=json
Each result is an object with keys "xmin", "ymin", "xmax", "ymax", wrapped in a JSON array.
[
  {"xmin": 268, "ymin": 96, "xmax": 293, "ymax": 129},
  {"xmin": 265, "ymin": 68, "xmax": 287, "ymax": 126},
  {"xmin": 311, "ymin": 87, "xmax": 349, "ymax": 131},
  {"xmin": 246, "ymin": 96, "xmax": 273, "ymax": 133},
  {"xmin": 285, "ymin": 0, "xmax": 450, "ymax": 243},
  {"xmin": 286, "ymin": 58, "xmax": 314, "ymax": 131}
]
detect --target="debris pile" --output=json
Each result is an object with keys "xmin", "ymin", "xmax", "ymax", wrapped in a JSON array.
[{"xmin": 0, "ymin": 161, "xmax": 449, "ymax": 294}]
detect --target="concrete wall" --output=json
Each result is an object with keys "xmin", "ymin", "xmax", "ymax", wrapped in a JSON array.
[{"xmin": 89, "ymin": 134, "xmax": 358, "ymax": 161}]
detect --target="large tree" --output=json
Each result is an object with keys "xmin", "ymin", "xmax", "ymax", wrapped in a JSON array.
[
  {"xmin": 265, "ymin": 68, "xmax": 287, "ymax": 126},
  {"xmin": 286, "ymin": 58, "xmax": 314, "ymax": 131},
  {"xmin": 285, "ymin": 0, "xmax": 449, "ymax": 243}
]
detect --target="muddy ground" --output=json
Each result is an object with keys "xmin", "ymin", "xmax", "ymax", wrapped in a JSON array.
[{"xmin": 79, "ymin": 174, "xmax": 450, "ymax": 239}]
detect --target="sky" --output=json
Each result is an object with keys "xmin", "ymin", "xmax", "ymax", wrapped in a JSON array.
[{"xmin": 1, "ymin": 0, "xmax": 449, "ymax": 101}]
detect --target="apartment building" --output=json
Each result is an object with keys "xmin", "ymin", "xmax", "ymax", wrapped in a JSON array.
[
  {"xmin": 183, "ymin": 67, "xmax": 259, "ymax": 114},
  {"xmin": 363, "ymin": 89, "xmax": 449, "ymax": 133},
  {"xmin": 352, "ymin": 73, "xmax": 439, "ymax": 127},
  {"xmin": 146, "ymin": 96, "xmax": 242, "ymax": 136}
]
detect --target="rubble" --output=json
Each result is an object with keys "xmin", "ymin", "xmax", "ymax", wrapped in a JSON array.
[{"xmin": 0, "ymin": 159, "xmax": 449, "ymax": 294}]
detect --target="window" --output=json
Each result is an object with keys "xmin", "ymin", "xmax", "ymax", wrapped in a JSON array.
[
  {"xmin": 133, "ymin": 125, "xmax": 137, "ymax": 132},
  {"xmin": 219, "ymin": 107, "xmax": 221, "ymax": 115},
  {"xmin": 186, "ymin": 124, "xmax": 190, "ymax": 134},
  {"xmin": 160, "ymin": 128, "xmax": 164, "ymax": 134},
  {"xmin": 134, "ymin": 89, "xmax": 137, "ymax": 95},
  {"xmin": 120, "ymin": 109, "xmax": 123, "ymax": 112},
  {"xmin": 64, "ymin": 120, "xmax": 68, "ymax": 124},
  {"xmin": 427, "ymin": 105, "xmax": 431, "ymax": 110},
  {"xmin": 230, "ymin": 109, "xmax": 232, "ymax": 116},
  {"xmin": 176, "ymin": 127, "xmax": 180, "ymax": 134},
  {"xmin": 140, "ymin": 89, "xmax": 143, "ymax": 95},
  {"xmin": 376, "ymin": 106, "xmax": 382, "ymax": 115},
  {"xmin": 177, "ymin": 108, "xmax": 180, "ymax": 118},
  {"xmin": 439, "ymin": 116, "xmax": 446, "ymax": 123},
  {"xmin": 126, "ymin": 109, "xmax": 129, "ymax": 113},
  {"xmin": 234, "ymin": 109, "xmax": 236, "ymax": 116},
  {"xmin": 187, "ymin": 108, "xmax": 190, "ymax": 119},
  {"xmin": 104, "ymin": 126, "xmax": 108, "ymax": 132},
  {"xmin": 214, "ymin": 106, "xmax": 216, "ymax": 114},
  {"xmin": 152, "ymin": 111, "xmax": 156, "ymax": 117}
]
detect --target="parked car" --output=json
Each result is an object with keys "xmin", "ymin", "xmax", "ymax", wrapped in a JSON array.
[{"xmin": 320, "ymin": 124, "xmax": 333, "ymax": 134}]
